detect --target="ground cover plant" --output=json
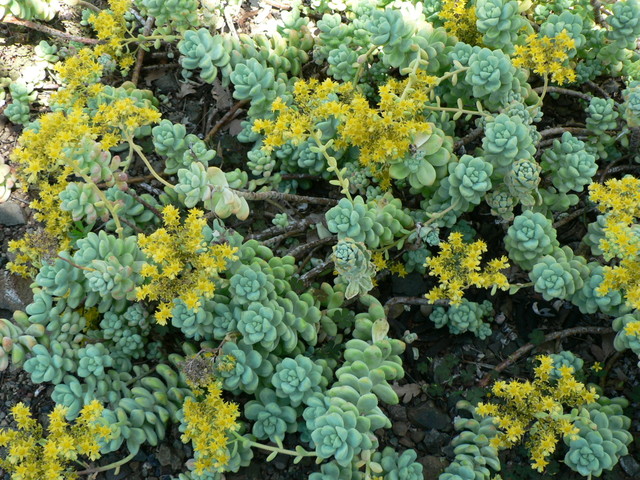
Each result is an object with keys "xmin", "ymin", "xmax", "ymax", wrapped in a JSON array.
[{"xmin": 0, "ymin": 0, "xmax": 640, "ymax": 479}]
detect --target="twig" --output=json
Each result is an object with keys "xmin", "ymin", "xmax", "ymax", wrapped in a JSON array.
[
  {"xmin": 589, "ymin": 0, "xmax": 607, "ymax": 27},
  {"xmin": 538, "ymin": 127, "xmax": 591, "ymax": 139},
  {"xmin": 478, "ymin": 326, "xmax": 614, "ymax": 387},
  {"xmin": 131, "ymin": 16, "xmax": 155, "ymax": 87},
  {"xmin": 300, "ymin": 259, "xmax": 334, "ymax": 286},
  {"xmin": 248, "ymin": 217, "xmax": 315, "ymax": 240},
  {"xmin": 454, "ymin": 127, "xmax": 484, "ymax": 152},
  {"xmin": 599, "ymin": 164, "xmax": 640, "ymax": 179},
  {"xmin": 204, "ymin": 99, "xmax": 249, "ymax": 143},
  {"xmin": 552, "ymin": 205, "xmax": 596, "ymax": 229},
  {"xmin": 2, "ymin": 16, "xmax": 102, "ymax": 44},
  {"xmin": 287, "ymin": 235, "xmax": 336, "ymax": 260},
  {"xmin": 128, "ymin": 189, "xmax": 163, "ymax": 219},
  {"xmin": 262, "ymin": 0, "xmax": 292, "ymax": 9},
  {"xmin": 599, "ymin": 156, "xmax": 628, "ymax": 182},
  {"xmin": 532, "ymin": 86, "xmax": 593, "ymax": 102},
  {"xmin": 281, "ymin": 173, "xmax": 321, "ymax": 181},
  {"xmin": 585, "ymin": 80, "xmax": 610, "ymax": 99},
  {"xmin": 141, "ymin": 62, "xmax": 180, "ymax": 71},
  {"xmin": 119, "ymin": 216, "xmax": 144, "ymax": 234},
  {"xmin": 235, "ymin": 189, "xmax": 338, "ymax": 206}
]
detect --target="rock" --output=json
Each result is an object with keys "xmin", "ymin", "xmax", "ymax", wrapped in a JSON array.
[
  {"xmin": 399, "ymin": 436, "xmax": 415, "ymax": 448},
  {"xmin": 409, "ymin": 429, "xmax": 425, "ymax": 443},
  {"xmin": 422, "ymin": 429, "xmax": 451, "ymax": 451},
  {"xmin": 392, "ymin": 420, "xmax": 409, "ymax": 437},
  {"xmin": 0, "ymin": 270, "xmax": 33, "ymax": 311},
  {"xmin": 387, "ymin": 404, "xmax": 408, "ymax": 421},
  {"xmin": 621, "ymin": 455, "xmax": 640, "ymax": 477},
  {"xmin": 156, "ymin": 444, "xmax": 172, "ymax": 467},
  {"xmin": 407, "ymin": 406, "xmax": 451, "ymax": 432},
  {"xmin": 0, "ymin": 202, "xmax": 25, "ymax": 225},
  {"xmin": 419, "ymin": 455, "xmax": 448, "ymax": 478}
]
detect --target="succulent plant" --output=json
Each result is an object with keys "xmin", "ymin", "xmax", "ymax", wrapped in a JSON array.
[
  {"xmin": 529, "ymin": 246, "xmax": 589, "ymax": 301},
  {"xmin": 564, "ymin": 397, "xmax": 633, "ymax": 477},
  {"xmin": 475, "ymin": 0, "xmax": 526, "ymax": 52},
  {"xmin": 504, "ymin": 210, "xmax": 558, "ymax": 271},
  {"xmin": 23, "ymin": 342, "xmax": 76, "ymax": 384},
  {"xmin": 447, "ymin": 155, "xmax": 493, "ymax": 207},
  {"xmin": 541, "ymin": 132, "xmax": 597, "ymax": 193},
  {"xmin": 217, "ymin": 341, "xmax": 273, "ymax": 394},
  {"xmin": 482, "ymin": 113, "xmax": 535, "ymax": 174},
  {"xmin": 326, "ymin": 196, "xmax": 383, "ymax": 247},
  {"xmin": 271, "ymin": 354, "xmax": 324, "ymax": 407},
  {"xmin": 244, "ymin": 388, "xmax": 297, "ymax": 442},
  {"xmin": 331, "ymin": 238, "xmax": 377, "ymax": 300},
  {"xmin": 606, "ymin": 0, "xmax": 640, "ymax": 48}
]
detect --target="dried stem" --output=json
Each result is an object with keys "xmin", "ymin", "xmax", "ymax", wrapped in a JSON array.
[
  {"xmin": 454, "ymin": 127, "xmax": 484, "ymax": 151},
  {"xmin": 235, "ymin": 189, "xmax": 338, "ymax": 206},
  {"xmin": 300, "ymin": 259, "xmax": 334, "ymax": 286},
  {"xmin": 2, "ymin": 16, "xmax": 102, "ymax": 44},
  {"xmin": 478, "ymin": 326, "xmax": 614, "ymax": 387},
  {"xmin": 590, "ymin": 0, "xmax": 607, "ymax": 27},
  {"xmin": 538, "ymin": 127, "xmax": 592, "ymax": 139},
  {"xmin": 552, "ymin": 205, "xmax": 596, "ymax": 229},
  {"xmin": 128, "ymin": 189, "xmax": 163, "ymax": 219},
  {"xmin": 287, "ymin": 235, "xmax": 336, "ymax": 260},
  {"xmin": 131, "ymin": 16, "xmax": 156, "ymax": 87},
  {"xmin": 204, "ymin": 100, "xmax": 250, "ymax": 143},
  {"xmin": 532, "ymin": 86, "xmax": 593, "ymax": 102}
]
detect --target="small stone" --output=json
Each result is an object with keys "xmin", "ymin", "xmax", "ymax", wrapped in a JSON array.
[
  {"xmin": 419, "ymin": 455, "xmax": 448, "ymax": 478},
  {"xmin": 156, "ymin": 444, "xmax": 172, "ymax": 467},
  {"xmin": 387, "ymin": 404, "xmax": 408, "ymax": 421},
  {"xmin": 621, "ymin": 455, "xmax": 640, "ymax": 477},
  {"xmin": 422, "ymin": 429, "xmax": 451, "ymax": 451},
  {"xmin": 399, "ymin": 436, "xmax": 415, "ymax": 448},
  {"xmin": 407, "ymin": 406, "xmax": 451, "ymax": 431},
  {"xmin": 392, "ymin": 420, "xmax": 409, "ymax": 437},
  {"xmin": 0, "ymin": 202, "xmax": 25, "ymax": 225},
  {"xmin": 0, "ymin": 270, "xmax": 33, "ymax": 311},
  {"xmin": 409, "ymin": 429, "xmax": 425, "ymax": 443}
]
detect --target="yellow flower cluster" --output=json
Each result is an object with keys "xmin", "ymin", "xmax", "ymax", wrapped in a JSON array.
[
  {"xmin": 512, "ymin": 30, "xmax": 577, "ymax": 85},
  {"xmin": 424, "ymin": 232, "xmax": 509, "ymax": 305},
  {"xmin": 0, "ymin": 400, "xmax": 112, "ymax": 480},
  {"xmin": 88, "ymin": 0, "xmax": 136, "ymax": 71},
  {"xmin": 476, "ymin": 355, "xmax": 598, "ymax": 472},
  {"xmin": 181, "ymin": 380, "xmax": 240, "ymax": 475},
  {"xmin": 439, "ymin": 0, "xmax": 482, "ymax": 45},
  {"xmin": 589, "ymin": 175, "xmax": 640, "ymax": 310},
  {"xmin": 253, "ymin": 74, "xmax": 437, "ymax": 188},
  {"xmin": 136, "ymin": 206, "xmax": 238, "ymax": 325}
]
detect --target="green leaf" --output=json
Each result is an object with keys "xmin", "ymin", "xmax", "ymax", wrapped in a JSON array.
[
  {"xmin": 372, "ymin": 318, "xmax": 389, "ymax": 343},
  {"xmin": 266, "ymin": 451, "xmax": 278, "ymax": 462}
]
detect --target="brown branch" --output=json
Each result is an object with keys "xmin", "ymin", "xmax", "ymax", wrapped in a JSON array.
[
  {"xmin": 131, "ymin": 16, "xmax": 155, "ymax": 87},
  {"xmin": 204, "ymin": 99, "xmax": 249, "ymax": 143},
  {"xmin": 127, "ymin": 189, "xmax": 163, "ymax": 219},
  {"xmin": 552, "ymin": 205, "xmax": 596, "ymax": 229},
  {"xmin": 478, "ymin": 326, "xmax": 614, "ymax": 387},
  {"xmin": 287, "ymin": 235, "xmax": 336, "ymax": 259},
  {"xmin": 538, "ymin": 127, "xmax": 591, "ymax": 139},
  {"xmin": 247, "ymin": 218, "xmax": 314, "ymax": 240},
  {"xmin": 590, "ymin": 0, "xmax": 607, "ymax": 27},
  {"xmin": 532, "ymin": 86, "xmax": 593, "ymax": 102},
  {"xmin": 454, "ymin": 127, "xmax": 484, "ymax": 151},
  {"xmin": 235, "ymin": 189, "xmax": 338, "ymax": 206},
  {"xmin": 300, "ymin": 259, "xmax": 334, "ymax": 286},
  {"xmin": 2, "ymin": 16, "xmax": 102, "ymax": 44}
]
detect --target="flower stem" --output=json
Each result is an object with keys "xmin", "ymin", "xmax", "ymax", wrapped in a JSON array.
[
  {"xmin": 230, "ymin": 430, "xmax": 317, "ymax": 459},
  {"xmin": 74, "ymin": 451, "xmax": 136, "ymax": 475},
  {"xmin": 126, "ymin": 134, "xmax": 175, "ymax": 189}
]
